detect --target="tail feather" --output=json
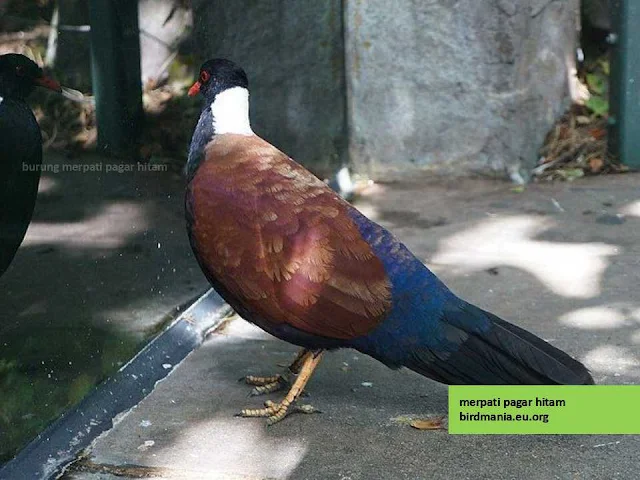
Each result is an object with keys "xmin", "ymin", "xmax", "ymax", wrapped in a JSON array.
[{"xmin": 404, "ymin": 301, "xmax": 594, "ymax": 385}]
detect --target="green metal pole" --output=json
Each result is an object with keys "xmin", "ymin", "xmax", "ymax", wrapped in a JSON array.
[
  {"xmin": 88, "ymin": 0, "xmax": 143, "ymax": 158},
  {"xmin": 608, "ymin": 0, "xmax": 640, "ymax": 168}
]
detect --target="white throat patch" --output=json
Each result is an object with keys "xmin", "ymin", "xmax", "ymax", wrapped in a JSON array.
[{"xmin": 210, "ymin": 87, "xmax": 253, "ymax": 136}]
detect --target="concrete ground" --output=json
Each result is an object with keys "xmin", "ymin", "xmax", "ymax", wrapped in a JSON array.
[
  {"xmin": 54, "ymin": 172, "xmax": 640, "ymax": 480},
  {"xmin": 0, "ymin": 153, "xmax": 210, "ymax": 461}
]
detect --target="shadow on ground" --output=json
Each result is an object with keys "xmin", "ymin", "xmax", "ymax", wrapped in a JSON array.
[
  {"xmin": 63, "ymin": 173, "xmax": 640, "ymax": 480},
  {"xmin": 0, "ymin": 152, "xmax": 209, "ymax": 463}
]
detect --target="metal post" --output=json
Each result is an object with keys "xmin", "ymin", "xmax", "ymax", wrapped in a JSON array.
[
  {"xmin": 88, "ymin": 0, "xmax": 143, "ymax": 157},
  {"xmin": 608, "ymin": 0, "xmax": 640, "ymax": 168}
]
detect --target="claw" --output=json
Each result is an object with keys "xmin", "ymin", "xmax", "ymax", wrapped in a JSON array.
[
  {"xmin": 240, "ymin": 400, "xmax": 280, "ymax": 418},
  {"xmin": 238, "ymin": 350, "xmax": 324, "ymax": 425},
  {"xmin": 244, "ymin": 374, "xmax": 283, "ymax": 386},
  {"xmin": 238, "ymin": 399, "xmax": 319, "ymax": 425},
  {"xmin": 239, "ymin": 349, "xmax": 311, "ymax": 396},
  {"xmin": 249, "ymin": 378, "xmax": 287, "ymax": 396}
]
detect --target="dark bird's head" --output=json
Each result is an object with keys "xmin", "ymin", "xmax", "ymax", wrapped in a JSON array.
[
  {"xmin": 0, "ymin": 54, "xmax": 61, "ymax": 100},
  {"xmin": 188, "ymin": 58, "xmax": 249, "ymax": 104}
]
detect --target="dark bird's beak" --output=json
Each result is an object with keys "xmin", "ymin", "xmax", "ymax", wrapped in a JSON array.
[
  {"xmin": 188, "ymin": 81, "xmax": 201, "ymax": 97},
  {"xmin": 34, "ymin": 75, "xmax": 62, "ymax": 92}
]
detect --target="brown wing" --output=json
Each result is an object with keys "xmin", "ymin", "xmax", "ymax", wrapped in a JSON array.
[{"xmin": 187, "ymin": 134, "xmax": 392, "ymax": 340}]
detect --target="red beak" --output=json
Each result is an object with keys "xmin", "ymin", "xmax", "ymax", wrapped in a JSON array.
[
  {"xmin": 34, "ymin": 75, "xmax": 62, "ymax": 92},
  {"xmin": 188, "ymin": 81, "xmax": 201, "ymax": 97}
]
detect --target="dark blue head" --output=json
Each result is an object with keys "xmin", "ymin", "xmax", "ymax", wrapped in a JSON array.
[
  {"xmin": 188, "ymin": 58, "xmax": 249, "ymax": 105},
  {"xmin": 0, "ymin": 53, "xmax": 61, "ymax": 100}
]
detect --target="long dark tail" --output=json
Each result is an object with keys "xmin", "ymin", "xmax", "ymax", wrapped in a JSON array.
[{"xmin": 404, "ymin": 301, "xmax": 595, "ymax": 385}]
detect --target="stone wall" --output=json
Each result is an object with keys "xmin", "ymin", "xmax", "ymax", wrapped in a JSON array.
[
  {"xmin": 345, "ymin": 0, "xmax": 579, "ymax": 182},
  {"xmin": 192, "ymin": 0, "xmax": 347, "ymax": 177},
  {"xmin": 583, "ymin": 0, "xmax": 611, "ymax": 30},
  {"xmin": 193, "ymin": 0, "xmax": 579, "ymax": 181}
]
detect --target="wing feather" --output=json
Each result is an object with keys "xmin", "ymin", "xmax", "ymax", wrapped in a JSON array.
[{"xmin": 188, "ymin": 134, "xmax": 392, "ymax": 339}]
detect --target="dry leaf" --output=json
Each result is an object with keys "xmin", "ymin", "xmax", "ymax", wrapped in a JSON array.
[
  {"xmin": 589, "ymin": 157, "xmax": 604, "ymax": 173},
  {"xmin": 410, "ymin": 418, "xmax": 446, "ymax": 430},
  {"xmin": 589, "ymin": 128, "xmax": 607, "ymax": 140}
]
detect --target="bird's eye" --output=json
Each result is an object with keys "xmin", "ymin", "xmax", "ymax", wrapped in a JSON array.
[
  {"xmin": 200, "ymin": 70, "xmax": 211, "ymax": 83},
  {"xmin": 15, "ymin": 66, "xmax": 25, "ymax": 77}
]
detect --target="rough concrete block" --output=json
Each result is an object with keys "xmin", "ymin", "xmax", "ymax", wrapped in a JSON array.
[
  {"xmin": 139, "ymin": 0, "xmax": 192, "ymax": 85},
  {"xmin": 345, "ymin": 0, "xmax": 579, "ymax": 181},
  {"xmin": 583, "ymin": 0, "xmax": 611, "ymax": 31},
  {"xmin": 193, "ymin": 0, "xmax": 578, "ymax": 181},
  {"xmin": 192, "ymin": 0, "xmax": 347, "ymax": 177}
]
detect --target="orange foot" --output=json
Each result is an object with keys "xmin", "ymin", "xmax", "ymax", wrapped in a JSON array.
[
  {"xmin": 240, "ymin": 348, "xmax": 309, "ymax": 396},
  {"xmin": 239, "ymin": 350, "xmax": 324, "ymax": 425}
]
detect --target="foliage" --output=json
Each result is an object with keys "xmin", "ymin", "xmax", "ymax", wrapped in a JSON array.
[
  {"xmin": 534, "ymin": 50, "xmax": 622, "ymax": 182},
  {"xmin": 584, "ymin": 58, "xmax": 610, "ymax": 118}
]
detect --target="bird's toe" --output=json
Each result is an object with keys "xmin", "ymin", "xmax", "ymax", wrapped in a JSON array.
[
  {"xmin": 249, "ymin": 378, "xmax": 288, "ymax": 396},
  {"xmin": 238, "ymin": 399, "xmax": 320, "ymax": 425},
  {"xmin": 243, "ymin": 374, "xmax": 284, "ymax": 386}
]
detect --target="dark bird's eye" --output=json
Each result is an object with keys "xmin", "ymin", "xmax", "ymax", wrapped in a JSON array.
[
  {"xmin": 200, "ymin": 70, "xmax": 211, "ymax": 83},
  {"xmin": 15, "ymin": 66, "xmax": 25, "ymax": 76}
]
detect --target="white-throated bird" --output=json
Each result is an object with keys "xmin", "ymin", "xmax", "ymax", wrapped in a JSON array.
[{"xmin": 185, "ymin": 59, "xmax": 594, "ymax": 426}]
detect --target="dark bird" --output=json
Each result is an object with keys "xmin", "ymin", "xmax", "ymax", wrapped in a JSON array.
[
  {"xmin": 0, "ymin": 54, "xmax": 61, "ymax": 278},
  {"xmin": 185, "ymin": 59, "xmax": 594, "ymax": 425}
]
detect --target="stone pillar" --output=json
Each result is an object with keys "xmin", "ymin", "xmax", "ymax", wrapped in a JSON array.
[
  {"xmin": 194, "ymin": 0, "xmax": 579, "ymax": 181},
  {"xmin": 192, "ymin": 0, "xmax": 347, "ymax": 178},
  {"xmin": 138, "ymin": 0, "xmax": 192, "ymax": 86},
  {"xmin": 345, "ymin": 0, "xmax": 579, "ymax": 182}
]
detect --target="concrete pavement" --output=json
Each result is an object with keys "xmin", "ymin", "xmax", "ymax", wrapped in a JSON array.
[
  {"xmin": 0, "ymin": 152, "xmax": 210, "ymax": 463},
  {"xmin": 58, "ymin": 173, "xmax": 640, "ymax": 480}
]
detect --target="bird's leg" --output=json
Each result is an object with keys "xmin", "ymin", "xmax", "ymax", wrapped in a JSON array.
[
  {"xmin": 240, "ymin": 350, "xmax": 324, "ymax": 425},
  {"xmin": 242, "ymin": 348, "xmax": 310, "ymax": 396},
  {"xmin": 287, "ymin": 347, "xmax": 312, "ymax": 374}
]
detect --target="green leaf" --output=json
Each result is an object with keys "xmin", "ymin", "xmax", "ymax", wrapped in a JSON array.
[
  {"xmin": 599, "ymin": 58, "xmax": 610, "ymax": 76},
  {"xmin": 557, "ymin": 168, "xmax": 585, "ymax": 181},
  {"xmin": 585, "ymin": 95, "xmax": 609, "ymax": 117},
  {"xmin": 586, "ymin": 73, "xmax": 607, "ymax": 95}
]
